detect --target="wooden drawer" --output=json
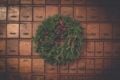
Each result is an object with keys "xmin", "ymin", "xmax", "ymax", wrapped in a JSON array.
[
  {"xmin": 0, "ymin": 58, "xmax": 6, "ymax": 72},
  {"xmin": 21, "ymin": 0, "xmax": 32, "ymax": 4},
  {"xmin": 32, "ymin": 22, "xmax": 41, "ymax": 56},
  {"xmin": 86, "ymin": 23, "xmax": 99, "ymax": 39},
  {"xmin": 113, "ymin": 24, "xmax": 120, "ymax": 39},
  {"xmin": 61, "ymin": 0, "xmax": 73, "ymax": 4},
  {"xmin": 0, "ymin": 40, "xmax": 6, "ymax": 55},
  {"xmin": 103, "ymin": 42, "xmax": 113, "ymax": 57},
  {"xmin": 95, "ymin": 42, "xmax": 103, "ymax": 57},
  {"xmin": 74, "ymin": 7, "xmax": 86, "ymax": 21},
  {"xmin": 8, "ymin": 6, "xmax": 19, "ymax": 21},
  {"xmin": 20, "ymin": 74, "xmax": 31, "ymax": 80},
  {"xmin": 0, "ymin": 0, "xmax": 7, "ymax": 4},
  {"xmin": 46, "ymin": 6, "xmax": 58, "ymax": 18},
  {"xmin": 45, "ymin": 75, "xmax": 57, "ymax": 80},
  {"xmin": 20, "ymin": 23, "xmax": 32, "ymax": 38},
  {"xmin": 74, "ymin": 0, "xmax": 86, "ymax": 4},
  {"xmin": 86, "ymin": 0, "xmax": 101, "ymax": 5},
  {"xmin": 61, "ymin": 6, "xmax": 73, "ymax": 17},
  {"xmin": 0, "ymin": 7, "xmax": 6, "ymax": 20},
  {"xmin": 86, "ymin": 59, "xmax": 95, "ymax": 74},
  {"xmin": 46, "ymin": 0, "xmax": 59, "ymax": 4},
  {"xmin": 69, "ymin": 62, "xmax": 77, "ymax": 73},
  {"xmin": 45, "ymin": 63, "xmax": 57, "ymax": 73},
  {"xmin": 65, "ymin": 75, "xmax": 78, "ymax": 80},
  {"xmin": 33, "ymin": 0, "xmax": 45, "ymax": 4},
  {"xmin": 0, "ymin": 24, "xmax": 6, "ymax": 38},
  {"xmin": 8, "ymin": 0, "xmax": 19, "ymax": 4},
  {"xmin": 95, "ymin": 59, "xmax": 103, "ymax": 73},
  {"xmin": 32, "ymin": 76, "xmax": 44, "ymax": 80},
  {"xmin": 20, "ymin": 6, "xmax": 32, "ymax": 21},
  {"xmin": 86, "ymin": 41, "xmax": 95, "ymax": 57},
  {"xmin": 7, "ymin": 39, "xmax": 18, "ymax": 55},
  {"xmin": 32, "ymin": 59, "xmax": 44, "ymax": 74},
  {"xmin": 78, "ymin": 59, "xmax": 86, "ymax": 74},
  {"xmin": 19, "ymin": 58, "xmax": 31, "ymax": 73},
  {"xmin": 60, "ymin": 76, "xmax": 68, "ymax": 80},
  {"xmin": 33, "ymin": 22, "xmax": 41, "ymax": 37},
  {"xmin": 100, "ymin": 23, "xmax": 112, "ymax": 39},
  {"xmin": 87, "ymin": 7, "xmax": 99, "ymax": 21},
  {"xmin": 113, "ymin": 42, "xmax": 120, "ymax": 57},
  {"xmin": 6, "ymin": 73, "xmax": 20, "ymax": 80},
  {"xmin": 80, "ymin": 23, "xmax": 87, "ymax": 39},
  {"xmin": 7, "ymin": 24, "xmax": 19, "ymax": 38},
  {"xmin": 103, "ymin": 59, "xmax": 111, "ymax": 70},
  {"xmin": 7, "ymin": 58, "xmax": 18, "ymax": 72},
  {"xmin": 33, "ymin": 7, "xmax": 45, "ymax": 21},
  {"xmin": 60, "ymin": 64, "xmax": 69, "ymax": 73},
  {"xmin": 20, "ymin": 39, "xmax": 31, "ymax": 55}
]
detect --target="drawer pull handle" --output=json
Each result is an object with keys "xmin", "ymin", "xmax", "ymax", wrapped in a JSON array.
[
  {"xmin": 23, "ymin": 33, "xmax": 29, "ymax": 35},
  {"xmin": 10, "ymin": 32, "xmax": 16, "ymax": 35}
]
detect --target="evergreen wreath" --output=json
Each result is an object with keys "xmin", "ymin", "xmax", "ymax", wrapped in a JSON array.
[{"xmin": 33, "ymin": 15, "xmax": 84, "ymax": 65}]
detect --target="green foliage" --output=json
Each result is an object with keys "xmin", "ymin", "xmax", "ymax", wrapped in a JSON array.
[{"xmin": 33, "ymin": 15, "xmax": 84, "ymax": 65}]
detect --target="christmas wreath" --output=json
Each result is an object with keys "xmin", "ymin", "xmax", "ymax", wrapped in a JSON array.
[{"xmin": 33, "ymin": 15, "xmax": 84, "ymax": 65}]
